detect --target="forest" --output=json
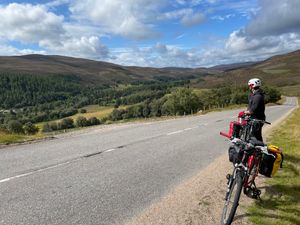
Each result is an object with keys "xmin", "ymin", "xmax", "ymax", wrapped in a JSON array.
[{"xmin": 0, "ymin": 72, "xmax": 281, "ymax": 134}]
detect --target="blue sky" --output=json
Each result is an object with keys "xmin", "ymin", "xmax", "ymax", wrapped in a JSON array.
[{"xmin": 0, "ymin": 0, "xmax": 300, "ymax": 67}]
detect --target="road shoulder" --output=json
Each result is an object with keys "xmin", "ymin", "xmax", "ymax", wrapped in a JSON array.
[{"xmin": 126, "ymin": 100, "xmax": 298, "ymax": 225}]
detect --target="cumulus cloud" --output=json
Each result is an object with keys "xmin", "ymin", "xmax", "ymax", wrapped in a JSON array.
[
  {"xmin": 181, "ymin": 11, "xmax": 205, "ymax": 26},
  {"xmin": 161, "ymin": 8, "xmax": 205, "ymax": 26},
  {"xmin": 245, "ymin": 0, "xmax": 300, "ymax": 36},
  {"xmin": 109, "ymin": 43, "xmax": 203, "ymax": 67},
  {"xmin": 0, "ymin": 3, "xmax": 64, "ymax": 44},
  {"xmin": 44, "ymin": 36, "xmax": 109, "ymax": 59},
  {"xmin": 0, "ymin": 3, "xmax": 109, "ymax": 60},
  {"xmin": 0, "ymin": 43, "xmax": 46, "ymax": 56},
  {"xmin": 69, "ymin": 0, "xmax": 165, "ymax": 40},
  {"xmin": 223, "ymin": 0, "xmax": 300, "ymax": 65}
]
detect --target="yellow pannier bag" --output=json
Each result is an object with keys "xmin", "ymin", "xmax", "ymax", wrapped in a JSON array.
[{"xmin": 259, "ymin": 144, "xmax": 283, "ymax": 177}]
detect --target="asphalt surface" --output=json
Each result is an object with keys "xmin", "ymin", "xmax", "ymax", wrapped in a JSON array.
[{"xmin": 0, "ymin": 97, "xmax": 298, "ymax": 225}]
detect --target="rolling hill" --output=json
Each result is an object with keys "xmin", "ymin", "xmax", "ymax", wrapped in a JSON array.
[
  {"xmin": 0, "ymin": 54, "xmax": 217, "ymax": 85},
  {"xmin": 0, "ymin": 49, "xmax": 299, "ymax": 88},
  {"xmin": 195, "ymin": 49, "xmax": 300, "ymax": 88}
]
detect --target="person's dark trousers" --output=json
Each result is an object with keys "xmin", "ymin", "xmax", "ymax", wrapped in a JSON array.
[{"xmin": 252, "ymin": 122, "xmax": 264, "ymax": 142}]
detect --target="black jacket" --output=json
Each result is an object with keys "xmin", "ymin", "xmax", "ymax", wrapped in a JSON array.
[{"xmin": 248, "ymin": 88, "xmax": 266, "ymax": 120}]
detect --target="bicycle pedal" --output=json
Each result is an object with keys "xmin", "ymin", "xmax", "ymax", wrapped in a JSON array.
[{"xmin": 226, "ymin": 174, "xmax": 231, "ymax": 180}]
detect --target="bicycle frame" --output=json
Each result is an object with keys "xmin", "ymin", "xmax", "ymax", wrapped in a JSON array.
[{"xmin": 243, "ymin": 149, "xmax": 262, "ymax": 189}]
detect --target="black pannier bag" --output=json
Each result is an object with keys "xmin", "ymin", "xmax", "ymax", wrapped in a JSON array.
[
  {"xmin": 228, "ymin": 145, "xmax": 243, "ymax": 164},
  {"xmin": 259, "ymin": 152, "xmax": 276, "ymax": 177}
]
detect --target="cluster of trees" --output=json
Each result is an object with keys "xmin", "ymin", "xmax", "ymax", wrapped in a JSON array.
[
  {"xmin": 5, "ymin": 120, "xmax": 39, "ymax": 135},
  {"xmin": 42, "ymin": 116, "xmax": 101, "ymax": 132},
  {"xmin": 0, "ymin": 73, "xmax": 188, "ymax": 131},
  {"xmin": 0, "ymin": 72, "xmax": 281, "ymax": 135},
  {"xmin": 109, "ymin": 86, "xmax": 281, "ymax": 121}
]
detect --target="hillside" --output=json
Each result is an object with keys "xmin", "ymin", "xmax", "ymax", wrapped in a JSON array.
[
  {"xmin": 195, "ymin": 49, "xmax": 300, "ymax": 88},
  {"xmin": 0, "ymin": 54, "xmax": 217, "ymax": 85}
]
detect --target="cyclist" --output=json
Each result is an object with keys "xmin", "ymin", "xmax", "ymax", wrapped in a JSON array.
[{"xmin": 244, "ymin": 78, "xmax": 266, "ymax": 142}]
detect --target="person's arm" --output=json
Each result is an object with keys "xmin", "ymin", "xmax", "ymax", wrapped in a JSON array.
[{"xmin": 248, "ymin": 95, "xmax": 262, "ymax": 115}]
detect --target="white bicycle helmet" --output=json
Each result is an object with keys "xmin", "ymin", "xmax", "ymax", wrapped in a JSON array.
[{"xmin": 248, "ymin": 78, "xmax": 261, "ymax": 88}]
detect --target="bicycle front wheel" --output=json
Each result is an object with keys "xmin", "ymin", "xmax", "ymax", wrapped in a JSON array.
[{"xmin": 220, "ymin": 171, "xmax": 243, "ymax": 225}]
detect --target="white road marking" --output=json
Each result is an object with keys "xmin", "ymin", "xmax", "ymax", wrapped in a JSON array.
[
  {"xmin": 184, "ymin": 128, "xmax": 193, "ymax": 131},
  {"xmin": 104, "ymin": 148, "xmax": 116, "ymax": 153},
  {"xmin": 167, "ymin": 130, "xmax": 184, "ymax": 135},
  {"xmin": 199, "ymin": 123, "xmax": 208, "ymax": 126},
  {"xmin": 0, "ymin": 159, "xmax": 80, "ymax": 184}
]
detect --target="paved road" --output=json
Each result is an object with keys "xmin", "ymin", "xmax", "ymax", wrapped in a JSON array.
[{"xmin": 0, "ymin": 97, "xmax": 297, "ymax": 225}]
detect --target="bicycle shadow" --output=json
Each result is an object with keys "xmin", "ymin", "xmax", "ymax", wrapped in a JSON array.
[{"xmin": 233, "ymin": 184, "xmax": 300, "ymax": 224}]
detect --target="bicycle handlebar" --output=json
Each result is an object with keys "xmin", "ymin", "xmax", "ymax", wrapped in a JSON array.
[{"xmin": 242, "ymin": 115, "xmax": 271, "ymax": 125}]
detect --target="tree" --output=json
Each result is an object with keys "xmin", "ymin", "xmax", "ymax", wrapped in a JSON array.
[
  {"xmin": 7, "ymin": 120, "xmax": 24, "ymax": 134},
  {"xmin": 58, "ymin": 118, "xmax": 74, "ymax": 129},
  {"xmin": 42, "ymin": 123, "xmax": 52, "ymax": 132},
  {"xmin": 88, "ymin": 117, "xmax": 100, "ymax": 126},
  {"xmin": 49, "ymin": 122, "xmax": 58, "ymax": 131},
  {"xmin": 110, "ymin": 109, "xmax": 123, "ymax": 121},
  {"xmin": 264, "ymin": 86, "xmax": 281, "ymax": 103},
  {"xmin": 161, "ymin": 88, "xmax": 202, "ymax": 115},
  {"xmin": 76, "ymin": 116, "xmax": 88, "ymax": 127},
  {"xmin": 23, "ymin": 122, "xmax": 39, "ymax": 135},
  {"xmin": 80, "ymin": 109, "xmax": 87, "ymax": 114}
]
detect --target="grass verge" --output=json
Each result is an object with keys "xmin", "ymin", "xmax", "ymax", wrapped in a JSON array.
[
  {"xmin": 0, "ymin": 130, "xmax": 45, "ymax": 145},
  {"xmin": 248, "ymin": 104, "xmax": 300, "ymax": 225}
]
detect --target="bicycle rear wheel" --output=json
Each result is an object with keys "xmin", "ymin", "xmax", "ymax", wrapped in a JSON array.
[{"xmin": 220, "ymin": 171, "xmax": 243, "ymax": 225}]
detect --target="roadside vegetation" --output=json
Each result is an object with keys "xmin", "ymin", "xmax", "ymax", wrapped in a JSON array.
[
  {"xmin": 279, "ymin": 85, "xmax": 300, "ymax": 97},
  {"xmin": 248, "ymin": 103, "xmax": 300, "ymax": 225},
  {"xmin": 0, "ymin": 72, "xmax": 281, "ymax": 144}
]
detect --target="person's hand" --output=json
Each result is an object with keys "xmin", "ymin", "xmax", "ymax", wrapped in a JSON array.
[{"xmin": 244, "ymin": 110, "xmax": 251, "ymax": 115}]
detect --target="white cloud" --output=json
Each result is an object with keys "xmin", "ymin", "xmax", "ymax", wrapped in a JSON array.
[
  {"xmin": 69, "ymin": 0, "xmax": 165, "ymax": 40},
  {"xmin": 0, "ymin": 40, "xmax": 46, "ymax": 56},
  {"xmin": 109, "ymin": 43, "xmax": 204, "ymax": 67},
  {"xmin": 43, "ymin": 36, "xmax": 109, "ymax": 59},
  {"xmin": 245, "ymin": 0, "xmax": 300, "ymax": 36},
  {"xmin": 0, "ymin": 3, "xmax": 109, "ymax": 60},
  {"xmin": 0, "ymin": 3, "xmax": 64, "ymax": 44},
  {"xmin": 224, "ymin": 0, "xmax": 300, "ymax": 59},
  {"xmin": 161, "ymin": 8, "xmax": 205, "ymax": 26},
  {"xmin": 181, "ymin": 11, "xmax": 205, "ymax": 26},
  {"xmin": 211, "ymin": 14, "xmax": 235, "ymax": 21}
]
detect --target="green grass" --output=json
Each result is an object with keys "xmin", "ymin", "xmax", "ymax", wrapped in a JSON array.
[
  {"xmin": 0, "ymin": 130, "xmax": 45, "ymax": 145},
  {"xmin": 262, "ymin": 69, "xmax": 290, "ymax": 74},
  {"xmin": 279, "ymin": 85, "xmax": 300, "ymax": 97},
  {"xmin": 35, "ymin": 105, "xmax": 121, "ymax": 129},
  {"xmin": 248, "ymin": 104, "xmax": 300, "ymax": 225},
  {"xmin": 201, "ymin": 104, "xmax": 247, "ymax": 114}
]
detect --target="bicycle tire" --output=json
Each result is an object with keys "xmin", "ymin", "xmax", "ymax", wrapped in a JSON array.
[{"xmin": 220, "ymin": 171, "xmax": 243, "ymax": 225}]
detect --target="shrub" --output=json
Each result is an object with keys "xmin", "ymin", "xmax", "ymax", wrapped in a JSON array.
[
  {"xmin": 76, "ymin": 116, "xmax": 88, "ymax": 127},
  {"xmin": 49, "ymin": 122, "xmax": 58, "ymax": 131},
  {"xmin": 42, "ymin": 123, "xmax": 52, "ymax": 133},
  {"xmin": 88, "ymin": 117, "xmax": 100, "ymax": 126},
  {"xmin": 80, "ymin": 109, "xmax": 87, "ymax": 114},
  {"xmin": 110, "ymin": 109, "xmax": 124, "ymax": 121},
  {"xmin": 23, "ymin": 122, "xmax": 39, "ymax": 135},
  {"xmin": 58, "ymin": 118, "xmax": 74, "ymax": 129},
  {"xmin": 7, "ymin": 120, "xmax": 24, "ymax": 134}
]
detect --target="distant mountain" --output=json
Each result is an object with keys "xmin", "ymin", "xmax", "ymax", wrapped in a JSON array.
[
  {"xmin": 0, "ymin": 54, "xmax": 217, "ymax": 85},
  {"xmin": 210, "ymin": 61, "xmax": 259, "ymax": 71},
  {"xmin": 1, "ymin": 49, "xmax": 299, "ymax": 88},
  {"xmin": 195, "ymin": 49, "xmax": 300, "ymax": 88}
]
